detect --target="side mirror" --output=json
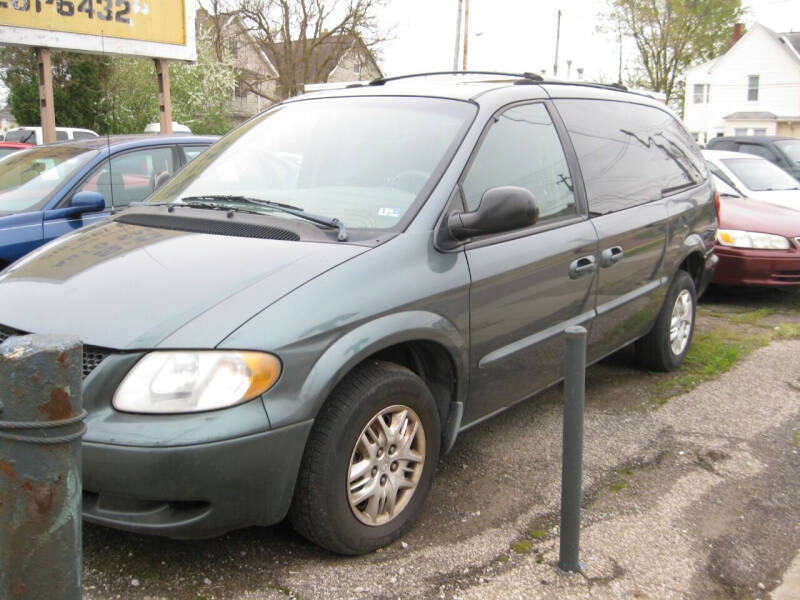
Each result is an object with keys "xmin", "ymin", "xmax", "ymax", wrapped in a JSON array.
[
  {"xmin": 70, "ymin": 191, "xmax": 106, "ymax": 213},
  {"xmin": 447, "ymin": 186, "xmax": 539, "ymax": 241}
]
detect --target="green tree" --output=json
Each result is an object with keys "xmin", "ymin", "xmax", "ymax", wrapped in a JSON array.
[
  {"xmin": 603, "ymin": 0, "xmax": 744, "ymax": 107},
  {"xmin": 1, "ymin": 47, "xmax": 110, "ymax": 130},
  {"xmin": 2, "ymin": 24, "xmax": 235, "ymax": 135},
  {"xmin": 101, "ymin": 25, "xmax": 237, "ymax": 135}
]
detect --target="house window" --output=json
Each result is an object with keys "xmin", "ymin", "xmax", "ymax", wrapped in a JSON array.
[
  {"xmin": 228, "ymin": 39, "xmax": 239, "ymax": 59},
  {"xmin": 747, "ymin": 75, "xmax": 759, "ymax": 101},
  {"xmin": 734, "ymin": 128, "xmax": 748, "ymax": 136},
  {"xmin": 233, "ymin": 79, "xmax": 245, "ymax": 99},
  {"xmin": 353, "ymin": 58, "xmax": 361, "ymax": 76},
  {"xmin": 693, "ymin": 84, "xmax": 709, "ymax": 104}
]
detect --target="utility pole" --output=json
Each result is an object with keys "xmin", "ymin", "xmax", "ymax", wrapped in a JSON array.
[
  {"xmin": 553, "ymin": 9, "xmax": 562, "ymax": 78},
  {"xmin": 618, "ymin": 28, "xmax": 623, "ymax": 84},
  {"xmin": 453, "ymin": 0, "xmax": 463, "ymax": 71},
  {"xmin": 462, "ymin": 0, "xmax": 470, "ymax": 71}
]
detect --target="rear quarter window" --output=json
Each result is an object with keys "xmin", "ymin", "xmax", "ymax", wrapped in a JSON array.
[{"xmin": 554, "ymin": 99, "xmax": 706, "ymax": 215}]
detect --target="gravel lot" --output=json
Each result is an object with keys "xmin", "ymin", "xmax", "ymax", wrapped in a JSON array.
[{"xmin": 82, "ymin": 287, "xmax": 800, "ymax": 600}]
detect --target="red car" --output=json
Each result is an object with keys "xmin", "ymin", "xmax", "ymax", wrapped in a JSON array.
[
  {"xmin": 0, "ymin": 141, "xmax": 33, "ymax": 160},
  {"xmin": 714, "ymin": 192, "xmax": 800, "ymax": 286}
]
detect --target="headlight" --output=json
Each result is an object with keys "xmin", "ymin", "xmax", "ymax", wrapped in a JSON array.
[
  {"xmin": 113, "ymin": 351, "xmax": 281, "ymax": 414},
  {"xmin": 716, "ymin": 229, "xmax": 790, "ymax": 250}
]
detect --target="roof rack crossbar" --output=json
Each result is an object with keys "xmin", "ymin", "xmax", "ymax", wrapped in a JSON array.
[{"xmin": 369, "ymin": 71, "xmax": 543, "ymax": 86}]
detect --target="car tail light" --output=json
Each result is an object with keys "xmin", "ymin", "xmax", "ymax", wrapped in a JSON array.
[{"xmin": 714, "ymin": 192, "xmax": 720, "ymax": 220}]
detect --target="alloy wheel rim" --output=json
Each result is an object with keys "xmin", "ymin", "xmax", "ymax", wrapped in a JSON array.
[
  {"xmin": 669, "ymin": 289, "xmax": 693, "ymax": 356},
  {"xmin": 347, "ymin": 404, "xmax": 426, "ymax": 526}
]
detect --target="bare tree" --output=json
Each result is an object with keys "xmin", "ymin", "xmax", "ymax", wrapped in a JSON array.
[{"xmin": 233, "ymin": 0, "xmax": 387, "ymax": 100}]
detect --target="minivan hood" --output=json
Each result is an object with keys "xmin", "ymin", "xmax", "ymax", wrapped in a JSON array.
[{"xmin": 0, "ymin": 220, "xmax": 367, "ymax": 349}]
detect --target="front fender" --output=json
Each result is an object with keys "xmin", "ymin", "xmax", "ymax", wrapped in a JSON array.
[{"xmin": 264, "ymin": 310, "xmax": 469, "ymax": 431}]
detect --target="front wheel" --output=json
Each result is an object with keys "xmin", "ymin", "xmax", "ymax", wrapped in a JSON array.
[
  {"xmin": 289, "ymin": 360, "xmax": 440, "ymax": 555},
  {"xmin": 636, "ymin": 269, "xmax": 697, "ymax": 371}
]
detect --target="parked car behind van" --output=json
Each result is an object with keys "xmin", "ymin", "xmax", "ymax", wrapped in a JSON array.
[
  {"xmin": 0, "ymin": 73, "xmax": 717, "ymax": 555},
  {"xmin": 0, "ymin": 141, "xmax": 33, "ymax": 160},
  {"xmin": 711, "ymin": 172, "xmax": 800, "ymax": 286},
  {"xmin": 706, "ymin": 135, "xmax": 800, "ymax": 181},
  {"xmin": 0, "ymin": 135, "xmax": 217, "ymax": 269},
  {"xmin": 703, "ymin": 149, "xmax": 800, "ymax": 210},
  {"xmin": 4, "ymin": 126, "xmax": 99, "ymax": 145}
]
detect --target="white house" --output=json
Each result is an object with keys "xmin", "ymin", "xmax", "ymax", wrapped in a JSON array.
[{"xmin": 683, "ymin": 23, "xmax": 800, "ymax": 145}]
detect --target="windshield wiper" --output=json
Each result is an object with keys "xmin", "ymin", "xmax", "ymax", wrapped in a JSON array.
[
  {"xmin": 181, "ymin": 195, "xmax": 348, "ymax": 241},
  {"xmin": 180, "ymin": 200, "xmax": 263, "ymax": 216}
]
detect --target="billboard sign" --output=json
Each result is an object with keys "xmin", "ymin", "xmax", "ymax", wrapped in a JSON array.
[{"xmin": 0, "ymin": 0, "xmax": 195, "ymax": 61}]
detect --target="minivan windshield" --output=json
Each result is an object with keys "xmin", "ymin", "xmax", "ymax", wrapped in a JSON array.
[
  {"xmin": 151, "ymin": 97, "xmax": 476, "ymax": 232},
  {"xmin": 0, "ymin": 146, "xmax": 99, "ymax": 214},
  {"xmin": 722, "ymin": 157, "xmax": 800, "ymax": 192}
]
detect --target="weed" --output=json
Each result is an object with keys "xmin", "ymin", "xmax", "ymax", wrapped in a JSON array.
[
  {"xmin": 511, "ymin": 539, "xmax": 532, "ymax": 554},
  {"xmin": 529, "ymin": 529, "xmax": 548, "ymax": 540},
  {"xmin": 609, "ymin": 479, "xmax": 628, "ymax": 493}
]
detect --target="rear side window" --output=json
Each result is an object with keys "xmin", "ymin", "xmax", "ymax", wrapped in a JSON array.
[
  {"xmin": 737, "ymin": 143, "xmax": 777, "ymax": 162},
  {"xmin": 72, "ymin": 131, "xmax": 97, "ymax": 140},
  {"xmin": 5, "ymin": 130, "xmax": 36, "ymax": 144},
  {"xmin": 462, "ymin": 103, "xmax": 576, "ymax": 221},
  {"xmin": 56, "ymin": 131, "xmax": 68, "ymax": 141},
  {"xmin": 710, "ymin": 140, "xmax": 739, "ymax": 151},
  {"xmin": 554, "ymin": 100, "xmax": 706, "ymax": 215}
]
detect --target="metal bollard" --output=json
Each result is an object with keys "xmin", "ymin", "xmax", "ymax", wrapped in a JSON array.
[
  {"xmin": 0, "ymin": 335, "xmax": 85, "ymax": 600},
  {"xmin": 558, "ymin": 325, "xmax": 586, "ymax": 574}
]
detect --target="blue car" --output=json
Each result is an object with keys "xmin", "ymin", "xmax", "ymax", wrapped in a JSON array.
[{"xmin": 0, "ymin": 135, "xmax": 217, "ymax": 269}]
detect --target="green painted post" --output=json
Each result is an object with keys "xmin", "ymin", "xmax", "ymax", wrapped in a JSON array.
[{"xmin": 558, "ymin": 325, "xmax": 586, "ymax": 574}]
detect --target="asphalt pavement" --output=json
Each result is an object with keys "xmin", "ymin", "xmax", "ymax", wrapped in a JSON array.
[{"xmin": 82, "ymin": 293, "xmax": 800, "ymax": 600}]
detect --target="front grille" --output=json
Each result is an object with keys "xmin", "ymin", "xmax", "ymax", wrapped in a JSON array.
[
  {"xmin": 772, "ymin": 270, "xmax": 800, "ymax": 283},
  {"xmin": 0, "ymin": 323, "xmax": 112, "ymax": 378}
]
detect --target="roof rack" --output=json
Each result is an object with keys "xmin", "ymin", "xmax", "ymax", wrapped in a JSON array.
[{"xmin": 368, "ymin": 71, "xmax": 544, "ymax": 86}]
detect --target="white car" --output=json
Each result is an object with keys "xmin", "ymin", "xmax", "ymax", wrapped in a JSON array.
[
  {"xmin": 4, "ymin": 126, "xmax": 99, "ymax": 145},
  {"xmin": 703, "ymin": 149, "xmax": 800, "ymax": 210}
]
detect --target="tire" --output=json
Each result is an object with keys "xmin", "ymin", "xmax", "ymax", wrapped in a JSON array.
[
  {"xmin": 289, "ymin": 360, "xmax": 441, "ymax": 555},
  {"xmin": 636, "ymin": 270, "xmax": 697, "ymax": 372}
]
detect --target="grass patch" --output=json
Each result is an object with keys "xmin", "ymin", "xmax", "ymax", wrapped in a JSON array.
[
  {"xmin": 496, "ymin": 554, "xmax": 510, "ymax": 563},
  {"xmin": 773, "ymin": 323, "xmax": 800, "ymax": 339},
  {"xmin": 794, "ymin": 430, "xmax": 800, "ymax": 447},
  {"xmin": 528, "ymin": 529, "xmax": 548, "ymax": 540},
  {"xmin": 651, "ymin": 328, "xmax": 770, "ymax": 405},
  {"xmin": 511, "ymin": 539, "xmax": 532, "ymax": 554},
  {"xmin": 728, "ymin": 307, "xmax": 775, "ymax": 325}
]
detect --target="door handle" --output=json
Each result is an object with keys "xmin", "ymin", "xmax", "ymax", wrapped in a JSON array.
[
  {"xmin": 569, "ymin": 255, "xmax": 596, "ymax": 279},
  {"xmin": 600, "ymin": 246, "xmax": 624, "ymax": 268}
]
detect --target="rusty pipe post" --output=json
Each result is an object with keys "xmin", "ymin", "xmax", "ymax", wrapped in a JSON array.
[{"xmin": 0, "ymin": 335, "xmax": 85, "ymax": 600}]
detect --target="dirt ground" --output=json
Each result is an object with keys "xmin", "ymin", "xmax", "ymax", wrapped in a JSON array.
[{"xmin": 82, "ymin": 287, "xmax": 800, "ymax": 600}]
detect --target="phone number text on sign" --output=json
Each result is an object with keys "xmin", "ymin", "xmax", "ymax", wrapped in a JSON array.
[{"xmin": 0, "ymin": 0, "xmax": 185, "ymax": 45}]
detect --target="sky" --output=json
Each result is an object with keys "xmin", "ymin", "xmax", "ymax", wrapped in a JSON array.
[{"xmin": 375, "ymin": 0, "xmax": 800, "ymax": 82}]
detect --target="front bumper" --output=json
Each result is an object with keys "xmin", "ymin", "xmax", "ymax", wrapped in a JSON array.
[
  {"xmin": 713, "ymin": 245, "xmax": 800, "ymax": 287},
  {"xmin": 82, "ymin": 419, "xmax": 313, "ymax": 538}
]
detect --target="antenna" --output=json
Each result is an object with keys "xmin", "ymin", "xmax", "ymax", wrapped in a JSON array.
[{"xmin": 101, "ymin": 30, "xmax": 116, "ymax": 214}]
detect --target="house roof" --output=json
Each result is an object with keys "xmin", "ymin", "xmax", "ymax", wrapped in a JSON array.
[
  {"xmin": 264, "ymin": 34, "xmax": 380, "ymax": 84},
  {"xmin": 779, "ymin": 31, "xmax": 800, "ymax": 60},
  {"xmin": 723, "ymin": 111, "xmax": 778, "ymax": 120},
  {"xmin": 687, "ymin": 23, "xmax": 800, "ymax": 77}
]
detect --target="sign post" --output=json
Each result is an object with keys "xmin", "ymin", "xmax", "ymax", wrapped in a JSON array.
[
  {"xmin": 35, "ymin": 47, "xmax": 56, "ymax": 144},
  {"xmin": 155, "ymin": 58, "xmax": 173, "ymax": 134},
  {"xmin": 0, "ymin": 1, "xmax": 196, "ymax": 135}
]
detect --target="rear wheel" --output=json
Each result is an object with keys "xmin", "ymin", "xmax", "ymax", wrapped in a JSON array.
[
  {"xmin": 289, "ymin": 360, "xmax": 440, "ymax": 555},
  {"xmin": 636, "ymin": 270, "xmax": 696, "ymax": 371}
]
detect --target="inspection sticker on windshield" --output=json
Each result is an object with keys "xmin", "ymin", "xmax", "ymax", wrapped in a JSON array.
[{"xmin": 378, "ymin": 207, "xmax": 402, "ymax": 218}]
